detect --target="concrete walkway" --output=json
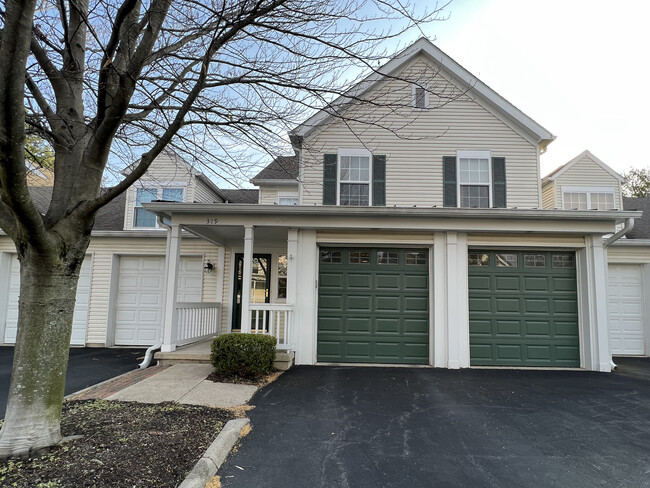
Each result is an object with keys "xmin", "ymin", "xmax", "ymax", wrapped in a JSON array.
[{"xmin": 74, "ymin": 363, "xmax": 258, "ymax": 408}]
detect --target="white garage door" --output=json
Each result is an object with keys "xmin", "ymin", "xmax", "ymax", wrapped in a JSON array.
[
  {"xmin": 4, "ymin": 254, "xmax": 91, "ymax": 346},
  {"xmin": 113, "ymin": 256, "xmax": 202, "ymax": 346},
  {"xmin": 608, "ymin": 264, "xmax": 646, "ymax": 355}
]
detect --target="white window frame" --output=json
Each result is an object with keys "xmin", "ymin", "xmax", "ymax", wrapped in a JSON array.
[
  {"xmin": 277, "ymin": 192, "xmax": 299, "ymax": 205},
  {"xmin": 337, "ymin": 148, "xmax": 372, "ymax": 206},
  {"xmin": 412, "ymin": 83, "xmax": 429, "ymax": 109},
  {"xmin": 561, "ymin": 186, "xmax": 617, "ymax": 210},
  {"xmin": 456, "ymin": 150, "xmax": 492, "ymax": 208},
  {"xmin": 133, "ymin": 186, "xmax": 185, "ymax": 228}
]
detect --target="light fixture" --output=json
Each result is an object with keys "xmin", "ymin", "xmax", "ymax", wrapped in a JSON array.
[{"xmin": 203, "ymin": 260, "xmax": 214, "ymax": 274}]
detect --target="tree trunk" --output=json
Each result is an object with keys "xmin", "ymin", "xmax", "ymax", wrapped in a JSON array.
[{"xmin": 0, "ymin": 244, "xmax": 86, "ymax": 458}]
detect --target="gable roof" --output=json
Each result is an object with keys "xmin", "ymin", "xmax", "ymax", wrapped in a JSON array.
[
  {"xmin": 251, "ymin": 156, "xmax": 299, "ymax": 184},
  {"xmin": 221, "ymin": 189, "xmax": 259, "ymax": 204},
  {"xmin": 542, "ymin": 150, "xmax": 626, "ymax": 185},
  {"xmin": 27, "ymin": 187, "xmax": 126, "ymax": 231},
  {"xmin": 622, "ymin": 196, "xmax": 650, "ymax": 239},
  {"xmin": 289, "ymin": 37, "xmax": 555, "ymax": 150}
]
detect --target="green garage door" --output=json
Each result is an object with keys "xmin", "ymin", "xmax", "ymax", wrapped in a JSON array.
[
  {"xmin": 469, "ymin": 250, "xmax": 580, "ymax": 367},
  {"xmin": 318, "ymin": 248, "xmax": 429, "ymax": 364}
]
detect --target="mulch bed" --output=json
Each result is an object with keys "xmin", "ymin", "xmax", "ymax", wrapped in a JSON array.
[
  {"xmin": 0, "ymin": 400, "xmax": 235, "ymax": 488},
  {"xmin": 207, "ymin": 369, "xmax": 282, "ymax": 387}
]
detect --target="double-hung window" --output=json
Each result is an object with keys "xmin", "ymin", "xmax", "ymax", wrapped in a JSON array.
[
  {"xmin": 134, "ymin": 187, "xmax": 184, "ymax": 228},
  {"xmin": 458, "ymin": 151, "xmax": 491, "ymax": 208},
  {"xmin": 339, "ymin": 149, "xmax": 371, "ymax": 206},
  {"xmin": 278, "ymin": 193, "xmax": 299, "ymax": 205},
  {"xmin": 562, "ymin": 187, "xmax": 616, "ymax": 210}
]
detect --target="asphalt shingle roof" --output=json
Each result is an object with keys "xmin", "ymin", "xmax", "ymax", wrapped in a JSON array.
[
  {"xmin": 252, "ymin": 156, "xmax": 298, "ymax": 181},
  {"xmin": 623, "ymin": 196, "xmax": 650, "ymax": 239},
  {"xmin": 221, "ymin": 189, "xmax": 259, "ymax": 204},
  {"xmin": 27, "ymin": 187, "xmax": 126, "ymax": 231}
]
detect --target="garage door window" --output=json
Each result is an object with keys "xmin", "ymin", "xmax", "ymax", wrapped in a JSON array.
[
  {"xmin": 524, "ymin": 254, "xmax": 546, "ymax": 267},
  {"xmin": 468, "ymin": 253, "xmax": 489, "ymax": 266},
  {"xmin": 496, "ymin": 253, "xmax": 518, "ymax": 267},
  {"xmin": 406, "ymin": 251, "xmax": 427, "ymax": 265},
  {"xmin": 378, "ymin": 251, "xmax": 399, "ymax": 265},
  {"xmin": 321, "ymin": 250, "xmax": 342, "ymax": 263},
  {"xmin": 349, "ymin": 251, "xmax": 370, "ymax": 264},
  {"xmin": 552, "ymin": 254, "xmax": 575, "ymax": 268}
]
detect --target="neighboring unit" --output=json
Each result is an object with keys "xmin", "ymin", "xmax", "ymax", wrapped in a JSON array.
[{"xmin": 542, "ymin": 151, "xmax": 650, "ymax": 357}]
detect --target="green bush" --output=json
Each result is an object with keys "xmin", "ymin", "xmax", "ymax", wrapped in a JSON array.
[{"xmin": 210, "ymin": 333, "xmax": 277, "ymax": 377}]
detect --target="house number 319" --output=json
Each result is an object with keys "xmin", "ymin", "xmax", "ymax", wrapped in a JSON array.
[{"xmin": 206, "ymin": 218, "xmax": 219, "ymax": 224}]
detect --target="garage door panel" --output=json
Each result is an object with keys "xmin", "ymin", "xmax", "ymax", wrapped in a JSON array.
[
  {"xmin": 318, "ymin": 248, "xmax": 429, "ymax": 364},
  {"xmin": 552, "ymin": 277, "xmax": 577, "ymax": 292},
  {"xmin": 403, "ymin": 275, "xmax": 427, "ymax": 290},
  {"xmin": 470, "ymin": 250, "xmax": 579, "ymax": 367},
  {"xmin": 496, "ymin": 298, "xmax": 521, "ymax": 313},
  {"xmin": 495, "ymin": 276, "xmax": 519, "ymax": 291},
  {"xmin": 497, "ymin": 320, "xmax": 521, "ymax": 335},
  {"xmin": 348, "ymin": 273, "xmax": 372, "ymax": 288},
  {"xmin": 404, "ymin": 318, "xmax": 428, "ymax": 334},
  {"xmin": 376, "ymin": 274, "xmax": 400, "ymax": 289},
  {"xmin": 469, "ymin": 275, "xmax": 491, "ymax": 291}
]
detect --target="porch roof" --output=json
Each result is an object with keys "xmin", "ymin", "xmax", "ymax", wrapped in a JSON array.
[{"xmin": 143, "ymin": 202, "xmax": 640, "ymax": 247}]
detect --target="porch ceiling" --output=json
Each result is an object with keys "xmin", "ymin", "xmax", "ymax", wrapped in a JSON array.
[{"xmin": 185, "ymin": 224, "xmax": 288, "ymax": 247}]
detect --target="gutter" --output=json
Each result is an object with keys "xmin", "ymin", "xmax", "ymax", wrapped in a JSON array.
[{"xmin": 603, "ymin": 218, "xmax": 635, "ymax": 247}]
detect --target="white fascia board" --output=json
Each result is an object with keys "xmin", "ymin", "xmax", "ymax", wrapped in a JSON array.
[
  {"xmin": 250, "ymin": 179, "xmax": 299, "ymax": 186},
  {"xmin": 144, "ymin": 202, "xmax": 640, "ymax": 229},
  {"xmin": 290, "ymin": 38, "xmax": 555, "ymax": 148},
  {"xmin": 546, "ymin": 150, "xmax": 626, "ymax": 182}
]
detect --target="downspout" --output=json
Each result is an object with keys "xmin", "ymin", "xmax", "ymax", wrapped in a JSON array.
[
  {"xmin": 603, "ymin": 218, "xmax": 634, "ymax": 247},
  {"xmin": 602, "ymin": 217, "xmax": 635, "ymax": 370},
  {"xmin": 157, "ymin": 215, "xmax": 171, "ymax": 230}
]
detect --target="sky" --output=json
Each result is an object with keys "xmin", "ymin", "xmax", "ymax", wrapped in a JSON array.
[{"xmin": 410, "ymin": 0, "xmax": 650, "ymax": 177}]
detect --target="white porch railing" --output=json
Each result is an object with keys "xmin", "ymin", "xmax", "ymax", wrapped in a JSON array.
[
  {"xmin": 249, "ymin": 303, "xmax": 293, "ymax": 350},
  {"xmin": 176, "ymin": 302, "xmax": 221, "ymax": 346}
]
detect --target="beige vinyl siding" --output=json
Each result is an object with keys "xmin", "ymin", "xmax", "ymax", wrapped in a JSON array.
[
  {"xmin": 258, "ymin": 184, "xmax": 299, "ymax": 205},
  {"xmin": 193, "ymin": 177, "xmax": 224, "ymax": 203},
  {"xmin": 300, "ymin": 56, "xmax": 540, "ymax": 208},
  {"xmin": 554, "ymin": 154, "xmax": 623, "ymax": 209},
  {"xmin": 608, "ymin": 244, "xmax": 650, "ymax": 264},
  {"xmin": 124, "ymin": 153, "xmax": 194, "ymax": 230},
  {"xmin": 541, "ymin": 182, "xmax": 556, "ymax": 209},
  {"xmin": 85, "ymin": 236, "xmax": 221, "ymax": 345}
]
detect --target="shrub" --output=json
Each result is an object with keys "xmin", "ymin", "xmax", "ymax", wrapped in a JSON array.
[{"xmin": 211, "ymin": 333, "xmax": 277, "ymax": 377}]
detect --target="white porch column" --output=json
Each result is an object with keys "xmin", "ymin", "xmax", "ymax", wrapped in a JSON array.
[
  {"xmin": 240, "ymin": 225, "xmax": 254, "ymax": 333},
  {"xmin": 161, "ymin": 223, "xmax": 182, "ymax": 352},
  {"xmin": 286, "ymin": 229, "xmax": 299, "ymax": 348},
  {"xmin": 446, "ymin": 232, "xmax": 470, "ymax": 369},
  {"xmin": 433, "ymin": 233, "xmax": 447, "ymax": 368},
  {"xmin": 581, "ymin": 235, "xmax": 611, "ymax": 372}
]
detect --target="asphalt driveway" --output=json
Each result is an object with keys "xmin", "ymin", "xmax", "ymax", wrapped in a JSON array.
[
  {"xmin": 0, "ymin": 347, "xmax": 143, "ymax": 418},
  {"xmin": 220, "ymin": 359, "xmax": 650, "ymax": 488}
]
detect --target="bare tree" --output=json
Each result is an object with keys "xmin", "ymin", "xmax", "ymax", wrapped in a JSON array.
[{"xmin": 0, "ymin": 0, "xmax": 449, "ymax": 457}]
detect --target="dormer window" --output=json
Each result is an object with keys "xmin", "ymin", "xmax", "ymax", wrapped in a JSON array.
[
  {"xmin": 562, "ymin": 187, "xmax": 616, "ymax": 210},
  {"xmin": 134, "ymin": 187, "xmax": 184, "ymax": 228},
  {"xmin": 412, "ymin": 83, "xmax": 428, "ymax": 109}
]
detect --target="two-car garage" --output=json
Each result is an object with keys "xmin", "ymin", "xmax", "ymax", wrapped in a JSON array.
[{"xmin": 316, "ymin": 246, "xmax": 583, "ymax": 367}]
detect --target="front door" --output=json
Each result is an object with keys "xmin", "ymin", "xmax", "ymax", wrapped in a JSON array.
[{"xmin": 231, "ymin": 253, "xmax": 272, "ymax": 331}]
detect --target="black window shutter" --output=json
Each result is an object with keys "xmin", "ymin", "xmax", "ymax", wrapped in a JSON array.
[
  {"xmin": 492, "ymin": 157, "xmax": 506, "ymax": 208},
  {"xmin": 443, "ymin": 156, "xmax": 457, "ymax": 207},
  {"xmin": 372, "ymin": 155, "xmax": 386, "ymax": 206},
  {"xmin": 323, "ymin": 154, "xmax": 337, "ymax": 205}
]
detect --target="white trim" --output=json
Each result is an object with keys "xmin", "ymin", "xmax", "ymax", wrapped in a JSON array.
[
  {"xmin": 337, "ymin": 148, "xmax": 372, "ymax": 206},
  {"xmin": 456, "ymin": 150, "xmax": 492, "ymax": 208},
  {"xmin": 545, "ymin": 150, "xmax": 626, "ymax": 183}
]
